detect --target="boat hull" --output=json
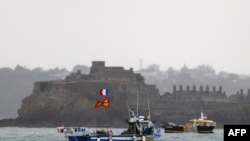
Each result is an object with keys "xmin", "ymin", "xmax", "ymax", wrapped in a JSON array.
[
  {"xmin": 67, "ymin": 134, "xmax": 154, "ymax": 141},
  {"xmin": 184, "ymin": 126, "xmax": 215, "ymax": 133},
  {"xmin": 164, "ymin": 126, "xmax": 184, "ymax": 133},
  {"xmin": 197, "ymin": 126, "xmax": 215, "ymax": 133}
]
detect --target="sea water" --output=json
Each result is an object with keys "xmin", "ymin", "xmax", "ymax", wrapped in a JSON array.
[{"xmin": 0, "ymin": 127, "xmax": 223, "ymax": 141}]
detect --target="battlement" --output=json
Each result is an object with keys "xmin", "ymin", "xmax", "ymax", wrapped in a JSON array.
[
  {"xmin": 173, "ymin": 84, "xmax": 223, "ymax": 94},
  {"xmin": 160, "ymin": 84, "xmax": 228, "ymax": 102}
]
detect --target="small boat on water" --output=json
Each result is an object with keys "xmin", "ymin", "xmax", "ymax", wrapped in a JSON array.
[
  {"xmin": 184, "ymin": 112, "xmax": 216, "ymax": 133},
  {"xmin": 57, "ymin": 108, "xmax": 155, "ymax": 141},
  {"xmin": 121, "ymin": 108, "xmax": 155, "ymax": 140},
  {"xmin": 161, "ymin": 121, "xmax": 184, "ymax": 133},
  {"xmin": 154, "ymin": 128, "xmax": 161, "ymax": 137}
]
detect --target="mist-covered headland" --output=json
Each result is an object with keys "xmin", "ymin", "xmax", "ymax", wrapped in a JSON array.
[{"xmin": 0, "ymin": 61, "xmax": 250, "ymax": 127}]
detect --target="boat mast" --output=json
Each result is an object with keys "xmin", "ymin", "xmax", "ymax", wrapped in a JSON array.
[
  {"xmin": 147, "ymin": 93, "xmax": 151, "ymax": 120},
  {"xmin": 127, "ymin": 101, "xmax": 130, "ymax": 118},
  {"xmin": 136, "ymin": 89, "xmax": 139, "ymax": 117}
]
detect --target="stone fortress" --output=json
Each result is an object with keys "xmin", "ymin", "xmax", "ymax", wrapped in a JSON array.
[
  {"xmin": 66, "ymin": 61, "xmax": 141, "ymax": 85},
  {"xmin": 5, "ymin": 61, "xmax": 250, "ymax": 127},
  {"xmin": 65, "ymin": 61, "xmax": 250, "ymax": 104}
]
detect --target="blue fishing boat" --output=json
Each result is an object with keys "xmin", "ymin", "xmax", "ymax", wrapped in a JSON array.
[
  {"xmin": 57, "ymin": 109, "xmax": 155, "ymax": 141},
  {"xmin": 57, "ymin": 89, "xmax": 155, "ymax": 141}
]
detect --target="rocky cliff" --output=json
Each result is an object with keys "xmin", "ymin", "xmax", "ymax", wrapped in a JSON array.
[
  {"xmin": 1, "ymin": 61, "xmax": 250, "ymax": 127},
  {"xmin": 10, "ymin": 79, "xmax": 250, "ymax": 128},
  {"xmin": 15, "ymin": 79, "xmax": 159, "ymax": 127}
]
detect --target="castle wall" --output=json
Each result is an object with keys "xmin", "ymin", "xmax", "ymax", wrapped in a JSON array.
[{"xmin": 168, "ymin": 85, "xmax": 228, "ymax": 102}]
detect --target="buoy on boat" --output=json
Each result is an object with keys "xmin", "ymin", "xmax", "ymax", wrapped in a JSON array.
[
  {"xmin": 142, "ymin": 135, "xmax": 146, "ymax": 141},
  {"xmin": 109, "ymin": 135, "xmax": 112, "ymax": 141},
  {"xmin": 133, "ymin": 135, "xmax": 136, "ymax": 141}
]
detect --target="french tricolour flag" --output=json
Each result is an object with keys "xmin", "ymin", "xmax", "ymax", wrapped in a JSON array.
[{"xmin": 100, "ymin": 89, "xmax": 109, "ymax": 96}]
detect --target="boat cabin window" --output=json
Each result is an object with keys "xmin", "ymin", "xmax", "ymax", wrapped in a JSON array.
[{"xmin": 128, "ymin": 123, "xmax": 136, "ymax": 134}]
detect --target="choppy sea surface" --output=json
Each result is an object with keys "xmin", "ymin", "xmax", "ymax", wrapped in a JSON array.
[{"xmin": 0, "ymin": 127, "xmax": 223, "ymax": 141}]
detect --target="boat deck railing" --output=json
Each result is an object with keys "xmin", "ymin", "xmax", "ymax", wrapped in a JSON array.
[{"xmin": 57, "ymin": 126, "xmax": 114, "ymax": 137}]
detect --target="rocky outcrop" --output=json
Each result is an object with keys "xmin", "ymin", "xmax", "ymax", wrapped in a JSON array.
[
  {"xmin": 16, "ymin": 79, "xmax": 159, "ymax": 127},
  {"xmin": 13, "ymin": 82, "xmax": 250, "ymax": 128},
  {"xmin": 1, "ymin": 61, "xmax": 250, "ymax": 128}
]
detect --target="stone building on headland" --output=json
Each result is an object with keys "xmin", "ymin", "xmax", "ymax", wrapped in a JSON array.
[
  {"xmin": 16, "ymin": 61, "xmax": 159, "ymax": 127},
  {"xmin": 5, "ymin": 61, "xmax": 250, "ymax": 128},
  {"xmin": 65, "ymin": 61, "xmax": 144, "ymax": 85}
]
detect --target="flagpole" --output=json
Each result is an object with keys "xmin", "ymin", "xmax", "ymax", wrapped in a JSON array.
[
  {"xmin": 108, "ymin": 96, "xmax": 110, "ymax": 128},
  {"xmin": 96, "ymin": 89, "xmax": 110, "ymax": 128},
  {"xmin": 107, "ymin": 89, "xmax": 110, "ymax": 129}
]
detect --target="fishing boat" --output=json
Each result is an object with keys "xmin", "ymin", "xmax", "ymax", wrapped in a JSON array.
[
  {"xmin": 121, "ymin": 108, "xmax": 155, "ymax": 140},
  {"xmin": 184, "ymin": 112, "xmax": 216, "ymax": 133},
  {"xmin": 57, "ymin": 108, "xmax": 155, "ymax": 141},
  {"xmin": 161, "ymin": 121, "xmax": 184, "ymax": 133},
  {"xmin": 57, "ymin": 89, "xmax": 155, "ymax": 141}
]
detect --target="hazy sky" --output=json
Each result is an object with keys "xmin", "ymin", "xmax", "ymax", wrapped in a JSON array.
[{"xmin": 0, "ymin": 0, "xmax": 250, "ymax": 74}]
